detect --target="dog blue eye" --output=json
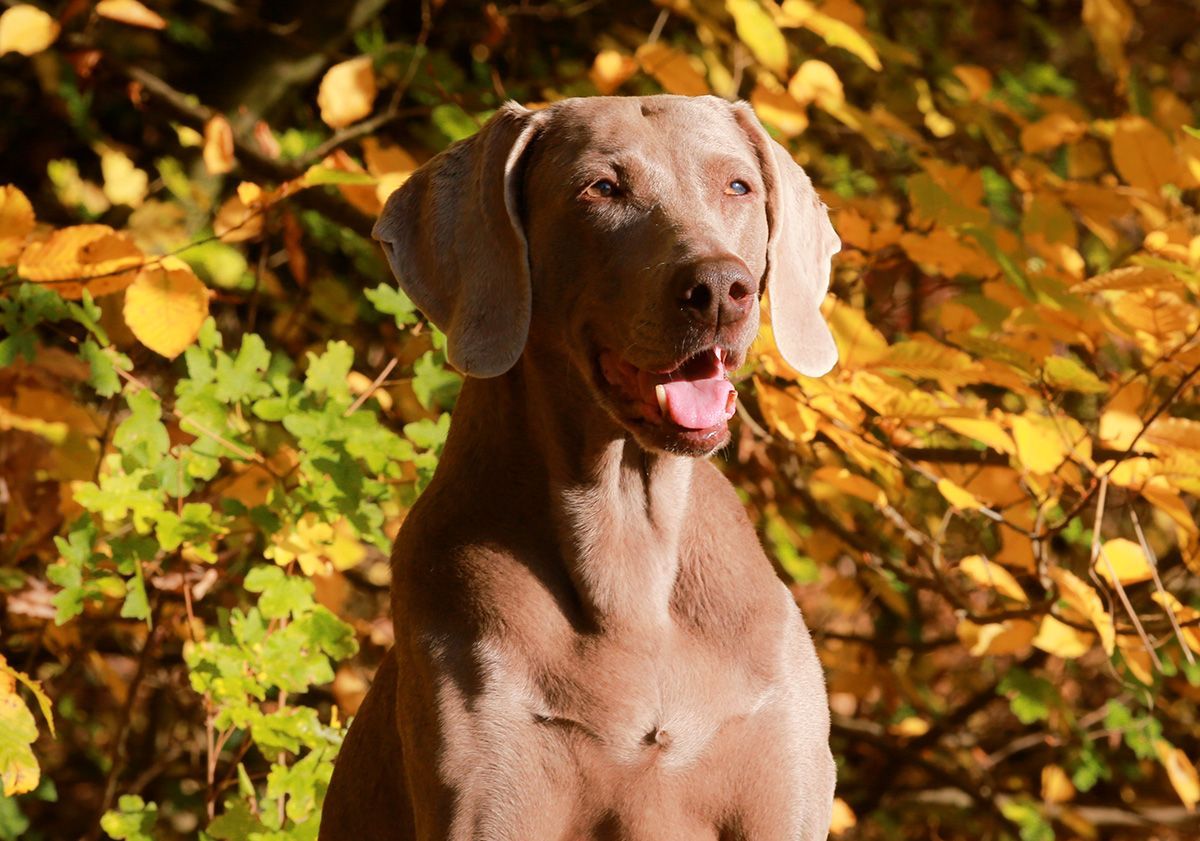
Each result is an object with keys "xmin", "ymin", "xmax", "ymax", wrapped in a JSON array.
[
  {"xmin": 726, "ymin": 180, "xmax": 750, "ymax": 196},
  {"xmin": 586, "ymin": 179, "xmax": 618, "ymax": 199}
]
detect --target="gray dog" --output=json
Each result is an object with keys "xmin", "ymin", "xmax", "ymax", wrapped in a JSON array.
[{"xmin": 319, "ymin": 94, "xmax": 840, "ymax": 841}]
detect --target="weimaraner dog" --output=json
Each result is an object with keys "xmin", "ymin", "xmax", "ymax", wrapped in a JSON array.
[{"xmin": 319, "ymin": 94, "xmax": 840, "ymax": 841}]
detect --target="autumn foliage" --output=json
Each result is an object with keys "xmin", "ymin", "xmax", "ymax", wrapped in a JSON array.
[{"xmin": 2, "ymin": 0, "xmax": 1200, "ymax": 839}]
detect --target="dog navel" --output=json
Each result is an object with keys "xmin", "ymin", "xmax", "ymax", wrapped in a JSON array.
[{"xmin": 643, "ymin": 726, "xmax": 672, "ymax": 749}]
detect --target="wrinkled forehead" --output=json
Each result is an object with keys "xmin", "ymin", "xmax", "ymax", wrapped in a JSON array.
[{"xmin": 530, "ymin": 95, "xmax": 759, "ymax": 179}]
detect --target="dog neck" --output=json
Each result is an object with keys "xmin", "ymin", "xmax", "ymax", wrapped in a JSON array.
[{"xmin": 441, "ymin": 357, "xmax": 695, "ymax": 631}]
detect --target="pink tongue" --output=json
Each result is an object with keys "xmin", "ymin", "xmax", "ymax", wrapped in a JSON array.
[{"xmin": 660, "ymin": 378, "xmax": 737, "ymax": 430}]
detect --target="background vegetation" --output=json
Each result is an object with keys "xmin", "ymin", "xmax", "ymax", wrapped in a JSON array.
[{"xmin": 1, "ymin": 0, "xmax": 1199, "ymax": 838}]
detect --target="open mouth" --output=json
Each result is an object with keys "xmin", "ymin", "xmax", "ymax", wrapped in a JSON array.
[{"xmin": 598, "ymin": 346, "xmax": 738, "ymax": 433}]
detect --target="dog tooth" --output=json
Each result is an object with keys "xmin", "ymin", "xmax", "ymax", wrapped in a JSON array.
[{"xmin": 655, "ymin": 384, "xmax": 668, "ymax": 415}]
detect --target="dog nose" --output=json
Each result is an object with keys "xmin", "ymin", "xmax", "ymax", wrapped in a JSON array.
[{"xmin": 676, "ymin": 258, "xmax": 757, "ymax": 326}]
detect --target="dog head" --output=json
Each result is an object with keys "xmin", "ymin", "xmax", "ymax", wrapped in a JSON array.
[{"xmin": 374, "ymin": 95, "xmax": 839, "ymax": 456}]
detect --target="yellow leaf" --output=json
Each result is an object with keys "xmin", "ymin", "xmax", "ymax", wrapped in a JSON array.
[
  {"xmin": 203, "ymin": 114, "xmax": 235, "ymax": 176},
  {"xmin": 811, "ymin": 466, "xmax": 884, "ymax": 505},
  {"xmin": 1011, "ymin": 414, "xmax": 1068, "ymax": 474},
  {"xmin": 1032, "ymin": 614, "xmax": 1094, "ymax": 659},
  {"xmin": 636, "ymin": 43, "xmax": 709, "ymax": 97},
  {"xmin": 779, "ymin": 0, "xmax": 881, "ymax": 70},
  {"xmin": 317, "ymin": 56, "xmax": 378, "ymax": 129},
  {"xmin": 756, "ymin": 381, "xmax": 819, "ymax": 443},
  {"xmin": 889, "ymin": 716, "xmax": 929, "ymax": 737},
  {"xmin": 1042, "ymin": 764, "xmax": 1076, "ymax": 804},
  {"xmin": 959, "ymin": 619, "xmax": 1037, "ymax": 656},
  {"xmin": 787, "ymin": 60, "xmax": 844, "ymax": 109},
  {"xmin": 938, "ymin": 478, "xmax": 981, "ymax": 511},
  {"xmin": 265, "ymin": 514, "xmax": 366, "ymax": 577},
  {"xmin": 959, "ymin": 555, "xmax": 1029, "ymax": 603},
  {"xmin": 0, "ymin": 4, "xmax": 59, "ymax": 56},
  {"xmin": 826, "ymin": 296, "xmax": 888, "ymax": 368},
  {"xmin": 0, "ymin": 184, "xmax": 35, "ymax": 265},
  {"xmin": 18, "ymin": 225, "xmax": 143, "ymax": 299},
  {"xmin": 95, "ymin": 0, "xmax": 166, "ymax": 29},
  {"xmin": 1094, "ymin": 537, "xmax": 1152, "ymax": 586},
  {"xmin": 1048, "ymin": 567, "xmax": 1115, "ymax": 654},
  {"xmin": 1150, "ymin": 592, "xmax": 1200, "ymax": 655},
  {"xmin": 97, "ymin": 144, "xmax": 148, "ymax": 208},
  {"xmin": 939, "ymin": 417, "xmax": 1015, "ymax": 454},
  {"xmin": 750, "ymin": 81, "xmax": 808, "ymax": 138},
  {"xmin": 1082, "ymin": 0, "xmax": 1133, "ymax": 82},
  {"xmin": 727, "ymin": 0, "xmax": 789, "ymax": 77},
  {"xmin": 0, "ymin": 655, "xmax": 50, "ymax": 797},
  {"xmin": 1155, "ymin": 741, "xmax": 1200, "ymax": 811},
  {"xmin": 829, "ymin": 798, "xmax": 856, "ymax": 835},
  {"xmin": 1111, "ymin": 116, "xmax": 1185, "ymax": 195},
  {"xmin": 123, "ymin": 257, "xmax": 210, "ymax": 358},
  {"xmin": 590, "ymin": 49, "xmax": 638, "ymax": 95}
]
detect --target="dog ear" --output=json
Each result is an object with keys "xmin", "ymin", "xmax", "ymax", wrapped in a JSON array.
[
  {"xmin": 732, "ymin": 104, "xmax": 840, "ymax": 377},
  {"xmin": 373, "ymin": 102, "xmax": 543, "ymax": 378}
]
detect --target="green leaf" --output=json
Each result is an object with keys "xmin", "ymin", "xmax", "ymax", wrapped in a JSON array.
[
  {"xmin": 80, "ymin": 339, "xmax": 127, "ymax": 397},
  {"xmin": 1043, "ymin": 355, "xmax": 1108, "ymax": 394},
  {"xmin": 431, "ymin": 104, "xmax": 481, "ymax": 143},
  {"xmin": 113, "ymin": 389, "xmax": 170, "ymax": 470},
  {"xmin": 364, "ymin": 283, "xmax": 417, "ymax": 327},
  {"xmin": 100, "ymin": 795, "xmax": 158, "ymax": 841},
  {"xmin": 215, "ymin": 334, "xmax": 273, "ymax": 403},
  {"xmin": 305, "ymin": 340, "xmax": 355, "ymax": 401},
  {"xmin": 412, "ymin": 351, "xmax": 461, "ymax": 410}
]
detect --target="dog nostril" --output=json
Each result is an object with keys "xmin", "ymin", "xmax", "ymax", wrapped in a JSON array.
[
  {"xmin": 682, "ymin": 282, "xmax": 713, "ymax": 312},
  {"xmin": 728, "ymin": 280, "xmax": 751, "ymax": 302}
]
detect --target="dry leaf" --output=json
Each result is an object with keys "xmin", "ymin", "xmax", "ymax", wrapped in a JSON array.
[
  {"xmin": 1111, "ymin": 116, "xmax": 1185, "ymax": 195},
  {"xmin": 750, "ymin": 81, "xmax": 808, "ymax": 138},
  {"xmin": 317, "ymin": 56, "xmax": 378, "ymax": 129},
  {"xmin": 18, "ymin": 225, "xmax": 143, "ymax": 299},
  {"xmin": 959, "ymin": 555, "xmax": 1029, "ymax": 603},
  {"xmin": 213, "ymin": 194, "xmax": 264, "ymax": 243},
  {"xmin": 97, "ymin": 144, "xmax": 148, "ymax": 208},
  {"xmin": 203, "ymin": 114, "xmax": 235, "ymax": 176},
  {"xmin": 590, "ymin": 49, "xmax": 638, "ymax": 95},
  {"xmin": 829, "ymin": 797, "xmax": 856, "ymax": 835},
  {"xmin": 1082, "ymin": 0, "xmax": 1133, "ymax": 82},
  {"xmin": 1042, "ymin": 764, "xmax": 1076, "ymax": 804},
  {"xmin": 0, "ymin": 5, "xmax": 60, "ymax": 56},
  {"xmin": 1032, "ymin": 614, "xmax": 1094, "ymax": 659},
  {"xmin": 937, "ymin": 478, "xmax": 982, "ymax": 510},
  {"xmin": 96, "ymin": 0, "xmax": 167, "ymax": 30},
  {"xmin": 123, "ymin": 256, "xmax": 210, "ymax": 358},
  {"xmin": 636, "ymin": 43, "xmax": 709, "ymax": 97},
  {"xmin": 1155, "ymin": 741, "xmax": 1200, "ymax": 811},
  {"xmin": 959, "ymin": 619, "xmax": 1037, "ymax": 656},
  {"xmin": 1048, "ymin": 567, "xmax": 1115, "ymax": 654},
  {"xmin": 0, "ymin": 184, "xmax": 35, "ymax": 265}
]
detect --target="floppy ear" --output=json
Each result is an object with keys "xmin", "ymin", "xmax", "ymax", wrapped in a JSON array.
[
  {"xmin": 373, "ymin": 102, "xmax": 543, "ymax": 378},
  {"xmin": 732, "ymin": 104, "xmax": 840, "ymax": 377}
]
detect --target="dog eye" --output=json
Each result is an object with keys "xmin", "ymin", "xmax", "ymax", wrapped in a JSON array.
[
  {"xmin": 725, "ymin": 180, "xmax": 751, "ymax": 196},
  {"xmin": 584, "ymin": 179, "xmax": 619, "ymax": 199}
]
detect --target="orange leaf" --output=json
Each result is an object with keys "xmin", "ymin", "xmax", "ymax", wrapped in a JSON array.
[
  {"xmin": 18, "ymin": 225, "xmax": 143, "ymax": 299},
  {"xmin": 0, "ymin": 185, "xmax": 35, "ymax": 265},
  {"xmin": 1111, "ymin": 116, "xmax": 1185, "ymax": 195},
  {"xmin": 317, "ymin": 56, "xmax": 378, "ymax": 129},
  {"xmin": 203, "ymin": 114, "xmax": 235, "ymax": 176},
  {"xmin": 95, "ymin": 0, "xmax": 166, "ymax": 30},
  {"xmin": 636, "ymin": 43, "xmax": 709, "ymax": 97}
]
